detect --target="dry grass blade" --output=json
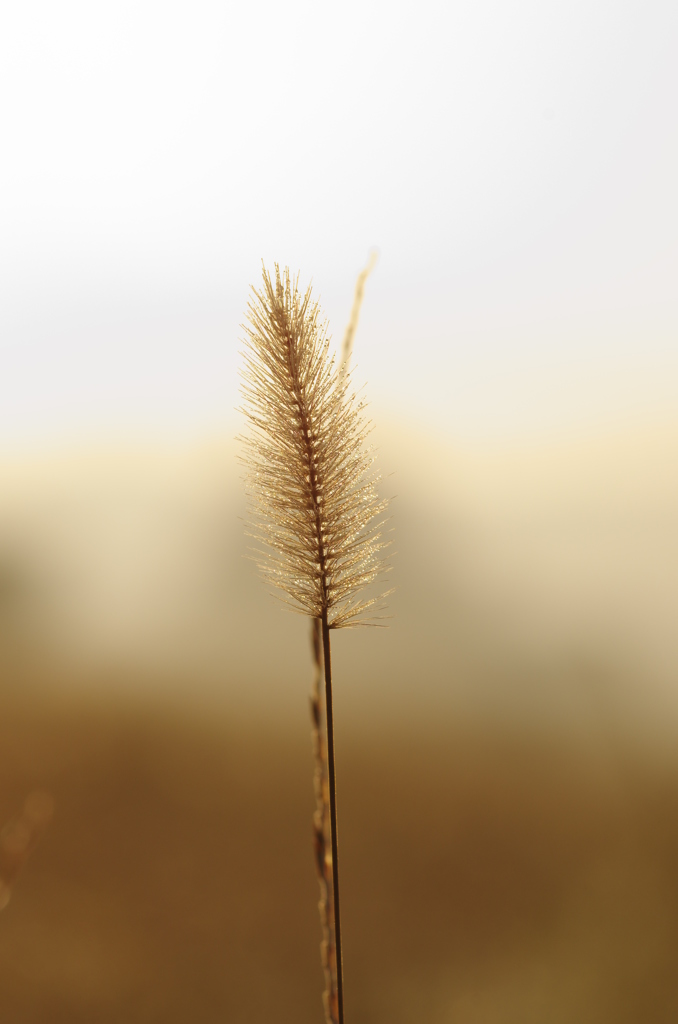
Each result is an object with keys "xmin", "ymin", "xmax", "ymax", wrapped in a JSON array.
[{"xmin": 339, "ymin": 250, "xmax": 378, "ymax": 376}]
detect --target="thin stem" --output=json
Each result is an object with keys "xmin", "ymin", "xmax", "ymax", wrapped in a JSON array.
[
  {"xmin": 322, "ymin": 609, "xmax": 345, "ymax": 1024},
  {"xmin": 310, "ymin": 617, "xmax": 337, "ymax": 1024}
]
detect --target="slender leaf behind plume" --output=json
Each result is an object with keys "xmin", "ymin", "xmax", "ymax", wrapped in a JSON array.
[{"xmin": 239, "ymin": 264, "xmax": 389, "ymax": 628}]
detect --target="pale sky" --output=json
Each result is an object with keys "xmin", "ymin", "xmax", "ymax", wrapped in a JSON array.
[{"xmin": 1, "ymin": 0, "xmax": 677, "ymax": 448}]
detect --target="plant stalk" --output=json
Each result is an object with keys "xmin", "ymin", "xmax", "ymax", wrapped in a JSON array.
[
  {"xmin": 321, "ymin": 608, "xmax": 345, "ymax": 1024},
  {"xmin": 310, "ymin": 617, "xmax": 336, "ymax": 1023}
]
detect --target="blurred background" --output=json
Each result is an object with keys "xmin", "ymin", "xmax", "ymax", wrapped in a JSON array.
[{"xmin": 1, "ymin": 1, "xmax": 677, "ymax": 1021}]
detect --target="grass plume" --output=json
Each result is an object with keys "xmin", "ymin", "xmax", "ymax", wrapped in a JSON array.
[
  {"xmin": 239, "ymin": 263, "xmax": 390, "ymax": 1023},
  {"xmin": 239, "ymin": 264, "xmax": 389, "ymax": 629}
]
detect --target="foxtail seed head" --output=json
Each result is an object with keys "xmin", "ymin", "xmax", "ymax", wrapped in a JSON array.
[{"xmin": 239, "ymin": 264, "xmax": 390, "ymax": 627}]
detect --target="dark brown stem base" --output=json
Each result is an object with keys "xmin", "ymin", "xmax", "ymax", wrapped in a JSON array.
[{"xmin": 321, "ymin": 609, "xmax": 345, "ymax": 1024}]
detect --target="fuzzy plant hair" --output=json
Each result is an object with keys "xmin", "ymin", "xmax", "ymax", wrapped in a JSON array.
[{"xmin": 239, "ymin": 264, "xmax": 389, "ymax": 629}]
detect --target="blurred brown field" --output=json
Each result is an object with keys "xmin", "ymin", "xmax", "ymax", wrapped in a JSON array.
[
  {"xmin": 2, "ymin": 686, "xmax": 678, "ymax": 1023},
  {"xmin": 1, "ymin": 420, "xmax": 678, "ymax": 1021}
]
